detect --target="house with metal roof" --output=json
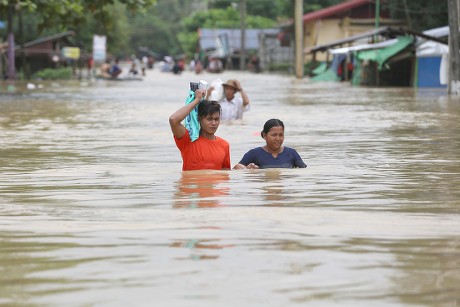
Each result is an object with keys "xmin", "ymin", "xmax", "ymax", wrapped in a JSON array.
[
  {"xmin": 198, "ymin": 28, "xmax": 291, "ymax": 71},
  {"xmin": 298, "ymin": 0, "xmax": 405, "ymax": 62},
  {"xmin": 12, "ymin": 31, "xmax": 80, "ymax": 77},
  {"xmin": 308, "ymin": 26, "xmax": 448, "ymax": 87},
  {"xmin": 199, "ymin": 28, "xmax": 279, "ymax": 53}
]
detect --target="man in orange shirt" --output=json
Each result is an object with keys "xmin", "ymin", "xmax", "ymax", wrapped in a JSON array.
[{"xmin": 169, "ymin": 88, "xmax": 231, "ymax": 171}]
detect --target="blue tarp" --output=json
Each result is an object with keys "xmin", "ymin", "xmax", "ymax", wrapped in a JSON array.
[
  {"xmin": 0, "ymin": 20, "xmax": 5, "ymax": 29},
  {"xmin": 417, "ymin": 57, "xmax": 446, "ymax": 88}
]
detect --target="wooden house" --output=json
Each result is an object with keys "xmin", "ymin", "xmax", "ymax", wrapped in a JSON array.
[
  {"xmin": 14, "ymin": 31, "xmax": 79, "ymax": 77},
  {"xmin": 300, "ymin": 0, "xmax": 405, "ymax": 62}
]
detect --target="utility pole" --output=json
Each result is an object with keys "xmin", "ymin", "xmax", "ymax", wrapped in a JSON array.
[
  {"xmin": 19, "ymin": 8, "xmax": 27, "ymax": 79},
  {"xmin": 374, "ymin": 0, "xmax": 380, "ymax": 28},
  {"xmin": 295, "ymin": 0, "xmax": 304, "ymax": 79},
  {"xmin": 374, "ymin": 0, "xmax": 381, "ymax": 84},
  {"xmin": 448, "ymin": 0, "xmax": 460, "ymax": 94},
  {"xmin": 239, "ymin": 0, "xmax": 246, "ymax": 70},
  {"xmin": 0, "ymin": 38, "xmax": 3, "ymax": 78},
  {"xmin": 7, "ymin": 3, "xmax": 16, "ymax": 79},
  {"xmin": 373, "ymin": 0, "xmax": 380, "ymax": 43}
]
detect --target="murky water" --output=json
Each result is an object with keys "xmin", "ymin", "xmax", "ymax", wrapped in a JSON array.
[{"xmin": 1, "ymin": 67, "xmax": 460, "ymax": 306}]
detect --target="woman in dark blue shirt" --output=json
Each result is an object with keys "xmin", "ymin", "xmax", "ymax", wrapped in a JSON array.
[{"xmin": 234, "ymin": 119, "xmax": 307, "ymax": 169}]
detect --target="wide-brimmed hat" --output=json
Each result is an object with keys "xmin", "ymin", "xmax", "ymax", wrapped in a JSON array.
[{"xmin": 222, "ymin": 79, "xmax": 238, "ymax": 90}]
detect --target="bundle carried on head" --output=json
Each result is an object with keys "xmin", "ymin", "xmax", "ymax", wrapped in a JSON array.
[{"xmin": 185, "ymin": 80, "xmax": 208, "ymax": 142}]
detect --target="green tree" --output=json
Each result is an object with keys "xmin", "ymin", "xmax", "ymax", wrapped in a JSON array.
[
  {"xmin": 128, "ymin": 0, "xmax": 200, "ymax": 58},
  {"xmin": 0, "ymin": 0, "xmax": 152, "ymax": 33},
  {"xmin": 279, "ymin": 0, "xmax": 342, "ymax": 17},
  {"xmin": 0, "ymin": 0, "xmax": 156, "ymax": 75},
  {"xmin": 209, "ymin": 0, "xmax": 287, "ymax": 21},
  {"xmin": 127, "ymin": 0, "xmax": 279, "ymax": 59},
  {"xmin": 385, "ymin": 0, "xmax": 447, "ymax": 31},
  {"xmin": 129, "ymin": 13, "xmax": 182, "ymax": 57}
]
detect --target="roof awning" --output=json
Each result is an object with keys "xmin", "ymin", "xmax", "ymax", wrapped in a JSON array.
[
  {"xmin": 355, "ymin": 36, "xmax": 414, "ymax": 69},
  {"xmin": 416, "ymin": 40, "xmax": 449, "ymax": 57},
  {"xmin": 302, "ymin": 0, "xmax": 371, "ymax": 23},
  {"xmin": 22, "ymin": 31, "xmax": 75, "ymax": 48},
  {"xmin": 308, "ymin": 27, "xmax": 445, "ymax": 54},
  {"xmin": 423, "ymin": 26, "xmax": 449, "ymax": 38},
  {"xmin": 329, "ymin": 38, "xmax": 399, "ymax": 54}
]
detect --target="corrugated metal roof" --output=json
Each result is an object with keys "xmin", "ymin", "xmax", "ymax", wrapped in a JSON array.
[
  {"xmin": 423, "ymin": 26, "xmax": 448, "ymax": 38},
  {"xmin": 23, "ymin": 31, "xmax": 75, "ymax": 48},
  {"xmin": 199, "ymin": 28, "xmax": 279, "ymax": 51},
  {"xmin": 329, "ymin": 38, "xmax": 399, "ymax": 54},
  {"xmin": 308, "ymin": 26, "xmax": 447, "ymax": 54},
  {"xmin": 303, "ymin": 0, "xmax": 371, "ymax": 22},
  {"xmin": 308, "ymin": 26, "xmax": 396, "ymax": 53}
]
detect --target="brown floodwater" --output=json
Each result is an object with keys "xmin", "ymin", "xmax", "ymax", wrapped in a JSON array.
[{"xmin": 1, "ymin": 66, "xmax": 460, "ymax": 306}]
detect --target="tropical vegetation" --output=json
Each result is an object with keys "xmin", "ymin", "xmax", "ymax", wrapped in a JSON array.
[{"xmin": 0, "ymin": 0, "xmax": 449, "ymax": 66}]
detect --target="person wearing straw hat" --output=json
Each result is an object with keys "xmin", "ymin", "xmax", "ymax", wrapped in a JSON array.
[{"xmin": 207, "ymin": 79, "xmax": 250, "ymax": 120}]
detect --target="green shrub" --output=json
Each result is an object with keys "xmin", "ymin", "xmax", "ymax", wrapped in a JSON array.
[{"xmin": 33, "ymin": 67, "xmax": 73, "ymax": 80}]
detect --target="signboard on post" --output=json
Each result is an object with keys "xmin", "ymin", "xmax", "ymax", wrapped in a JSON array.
[
  {"xmin": 93, "ymin": 35, "xmax": 106, "ymax": 62},
  {"xmin": 62, "ymin": 47, "xmax": 80, "ymax": 59}
]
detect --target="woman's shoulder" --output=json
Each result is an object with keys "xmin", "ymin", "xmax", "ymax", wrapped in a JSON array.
[
  {"xmin": 282, "ymin": 146, "xmax": 302, "ymax": 157},
  {"xmin": 248, "ymin": 146, "xmax": 264, "ymax": 153},
  {"xmin": 283, "ymin": 146, "xmax": 299, "ymax": 152},
  {"xmin": 240, "ymin": 146, "xmax": 263, "ymax": 155}
]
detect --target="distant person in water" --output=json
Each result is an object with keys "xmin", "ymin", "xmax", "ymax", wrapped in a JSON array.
[
  {"xmin": 234, "ymin": 119, "xmax": 307, "ymax": 169},
  {"xmin": 99, "ymin": 60, "xmax": 111, "ymax": 78},
  {"xmin": 109, "ymin": 59, "xmax": 122, "ymax": 78},
  {"xmin": 206, "ymin": 79, "xmax": 250, "ymax": 120},
  {"xmin": 169, "ymin": 88, "xmax": 231, "ymax": 171}
]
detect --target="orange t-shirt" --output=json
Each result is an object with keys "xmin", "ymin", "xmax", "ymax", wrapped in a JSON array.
[{"xmin": 174, "ymin": 130, "xmax": 231, "ymax": 171}]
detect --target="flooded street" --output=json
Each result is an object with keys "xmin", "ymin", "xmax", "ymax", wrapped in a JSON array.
[{"xmin": 1, "ymin": 67, "xmax": 460, "ymax": 306}]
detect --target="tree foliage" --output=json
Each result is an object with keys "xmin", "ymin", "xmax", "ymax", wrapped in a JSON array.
[
  {"xmin": 127, "ymin": 0, "xmax": 201, "ymax": 57},
  {"xmin": 0, "ymin": 0, "xmax": 156, "ymax": 56},
  {"xmin": 129, "ymin": 7, "xmax": 182, "ymax": 57},
  {"xmin": 182, "ymin": 7, "xmax": 275, "ymax": 31},
  {"xmin": 209, "ymin": 0, "xmax": 286, "ymax": 21},
  {"xmin": 177, "ymin": 6, "xmax": 276, "ymax": 58},
  {"xmin": 385, "ymin": 0, "xmax": 447, "ymax": 31},
  {"xmin": 1, "ymin": 0, "xmax": 448, "ymax": 63}
]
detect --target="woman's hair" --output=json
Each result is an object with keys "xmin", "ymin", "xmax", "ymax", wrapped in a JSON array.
[
  {"xmin": 198, "ymin": 100, "xmax": 221, "ymax": 118},
  {"xmin": 261, "ymin": 118, "xmax": 284, "ymax": 138}
]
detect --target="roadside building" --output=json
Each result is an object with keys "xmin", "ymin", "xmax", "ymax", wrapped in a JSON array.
[
  {"xmin": 198, "ymin": 28, "xmax": 291, "ymax": 72},
  {"xmin": 308, "ymin": 26, "xmax": 448, "ymax": 87},
  {"xmin": 300, "ymin": 0, "xmax": 404, "ymax": 62},
  {"xmin": 12, "ymin": 31, "xmax": 83, "ymax": 78}
]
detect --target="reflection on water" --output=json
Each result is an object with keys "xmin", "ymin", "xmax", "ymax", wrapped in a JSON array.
[
  {"xmin": 246, "ymin": 169, "xmax": 300, "ymax": 204},
  {"xmin": 0, "ymin": 231, "xmax": 108, "ymax": 305},
  {"xmin": 170, "ymin": 236, "xmax": 235, "ymax": 261},
  {"xmin": 1, "ymin": 228, "xmax": 459, "ymax": 306},
  {"xmin": 1, "ymin": 71, "xmax": 460, "ymax": 306},
  {"xmin": 259, "ymin": 169, "xmax": 285, "ymax": 202},
  {"xmin": 174, "ymin": 171, "xmax": 230, "ymax": 208}
]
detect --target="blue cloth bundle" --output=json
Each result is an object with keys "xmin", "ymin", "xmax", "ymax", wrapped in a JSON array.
[{"xmin": 184, "ymin": 90, "xmax": 200, "ymax": 142}]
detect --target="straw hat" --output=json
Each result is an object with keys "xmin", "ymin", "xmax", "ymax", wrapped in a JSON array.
[{"xmin": 222, "ymin": 79, "xmax": 238, "ymax": 90}]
